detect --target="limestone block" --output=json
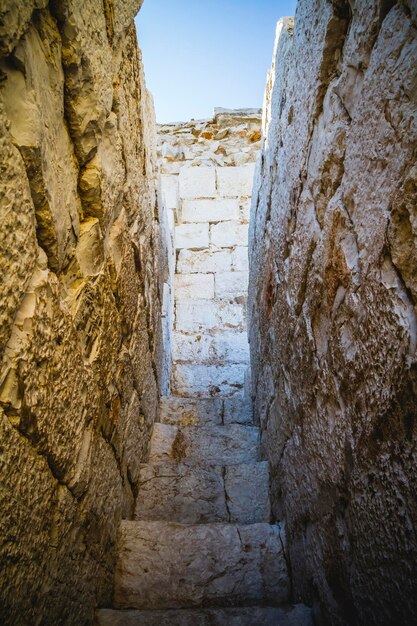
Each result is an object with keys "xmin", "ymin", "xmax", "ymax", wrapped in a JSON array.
[
  {"xmin": 171, "ymin": 363, "xmax": 246, "ymax": 396},
  {"xmin": 215, "ymin": 271, "xmax": 249, "ymax": 298},
  {"xmin": 175, "ymin": 223, "xmax": 209, "ymax": 249},
  {"xmin": 240, "ymin": 198, "xmax": 252, "ymax": 221},
  {"xmin": 182, "ymin": 198, "xmax": 239, "ymax": 223},
  {"xmin": 114, "ymin": 521, "xmax": 289, "ymax": 609},
  {"xmin": 223, "ymin": 395, "xmax": 253, "ymax": 425},
  {"xmin": 149, "ymin": 422, "xmax": 259, "ymax": 466},
  {"xmin": 179, "ymin": 167, "xmax": 216, "ymax": 199},
  {"xmin": 0, "ymin": 1, "xmax": 162, "ymax": 623},
  {"xmin": 172, "ymin": 332, "xmax": 213, "ymax": 363},
  {"xmin": 159, "ymin": 397, "xmax": 223, "ymax": 426},
  {"xmin": 175, "ymin": 300, "xmax": 245, "ymax": 332},
  {"xmin": 174, "ymin": 273, "xmax": 214, "ymax": 299},
  {"xmin": 225, "ymin": 462, "xmax": 270, "ymax": 523},
  {"xmin": 160, "ymin": 174, "xmax": 178, "ymax": 210},
  {"xmin": 172, "ymin": 331, "xmax": 249, "ymax": 364},
  {"xmin": 135, "ymin": 461, "xmax": 270, "ymax": 525},
  {"xmin": 175, "ymin": 300, "xmax": 218, "ymax": 332},
  {"xmin": 216, "ymin": 164, "xmax": 256, "ymax": 197},
  {"xmin": 177, "ymin": 249, "xmax": 232, "ymax": 274},
  {"xmin": 211, "ymin": 222, "xmax": 248, "ymax": 248},
  {"xmin": 232, "ymin": 246, "xmax": 249, "ymax": 271},
  {"xmin": 211, "ymin": 332, "xmax": 250, "ymax": 363},
  {"xmin": 96, "ymin": 605, "xmax": 314, "ymax": 626},
  {"xmin": 0, "ymin": 408, "xmax": 59, "ymax": 623},
  {"xmin": 249, "ymin": 5, "xmax": 417, "ymax": 625},
  {"xmin": 135, "ymin": 464, "xmax": 228, "ymax": 523}
]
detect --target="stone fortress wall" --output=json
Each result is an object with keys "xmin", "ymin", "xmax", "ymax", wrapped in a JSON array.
[
  {"xmin": 249, "ymin": 3, "xmax": 417, "ymax": 625},
  {"xmin": 157, "ymin": 109, "xmax": 262, "ymax": 397},
  {"xmin": 0, "ymin": 1, "xmax": 163, "ymax": 623}
]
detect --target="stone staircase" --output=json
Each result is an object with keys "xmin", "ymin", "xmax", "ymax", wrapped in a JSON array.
[{"xmin": 95, "ymin": 396, "xmax": 313, "ymax": 625}]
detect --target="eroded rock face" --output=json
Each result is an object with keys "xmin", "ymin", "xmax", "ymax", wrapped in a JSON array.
[
  {"xmin": 249, "ymin": 2, "xmax": 417, "ymax": 625},
  {"xmin": 0, "ymin": 2, "xmax": 162, "ymax": 624}
]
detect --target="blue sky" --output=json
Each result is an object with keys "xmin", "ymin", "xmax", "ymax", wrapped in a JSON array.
[{"xmin": 135, "ymin": 0, "xmax": 297, "ymax": 123}]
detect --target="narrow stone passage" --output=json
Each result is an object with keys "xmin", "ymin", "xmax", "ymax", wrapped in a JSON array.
[
  {"xmin": 96, "ymin": 396, "xmax": 313, "ymax": 625},
  {"xmin": 94, "ymin": 107, "xmax": 314, "ymax": 625}
]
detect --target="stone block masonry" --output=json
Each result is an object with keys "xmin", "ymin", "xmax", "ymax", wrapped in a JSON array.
[
  {"xmin": 0, "ymin": 2, "xmax": 163, "ymax": 624},
  {"xmin": 158, "ymin": 110, "xmax": 261, "ymax": 396},
  {"xmin": 249, "ymin": 3, "xmax": 417, "ymax": 625}
]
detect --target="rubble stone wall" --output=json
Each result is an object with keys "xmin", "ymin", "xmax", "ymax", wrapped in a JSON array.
[
  {"xmin": 249, "ymin": 2, "xmax": 417, "ymax": 625},
  {"xmin": 0, "ymin": 1, "xmax": 163, "ymax": 624},
  {"xmin": 158, "ymin": 110, "xmax": 261, "ymax": 397}
]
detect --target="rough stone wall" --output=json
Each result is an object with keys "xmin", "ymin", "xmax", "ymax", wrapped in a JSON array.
[
  {"xmin": 158, "ymin": 110, "xmax": 261, "ymax": 396},
  {"xmin": 249, "ymin": 2, "xmax": 417, "ymax": 625},
  {"xmin": 0, "ymin": 2, "xmax": 162, "ymax": 624}
]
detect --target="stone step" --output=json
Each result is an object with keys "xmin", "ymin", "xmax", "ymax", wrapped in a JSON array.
[
  {"xmin": 114, "ymin": 521, "xmax": 289, "ymax": 610},
  {"xmin": 159, "ymin": 395, "xmax": 253, "ymax": 427},
  {"xmin": 135, "ymin": 462, "xmax": 270, "ymax": 524},
  {"xmin": 149, "ymin": 423, "xmax": 259, "ymax": 466},
  {"xmin": 159, "ymin": 396, "xmax": 223, "ymax": 426},
  {"xmin": 96, "ymin": 605, "xmax": 314, "ymax": 626}
]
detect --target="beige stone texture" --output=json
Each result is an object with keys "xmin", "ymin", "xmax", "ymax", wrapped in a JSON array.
[
  {"xmin": 0, "ymin": 3, "xmax": 162, "ymax": 624},
  {"xmin": 249, "ymin": 4, "xmax": 417, "ymax": 625},
  {"xmin": 114, "ymin": 521, "xmax": 289, "ymax": 609}
]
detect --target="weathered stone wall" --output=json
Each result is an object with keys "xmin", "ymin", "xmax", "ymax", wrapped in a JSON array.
[
  {"xmin": 158, "ymin": 110, "xmax": 261, "ymax": 397},
  {"xmin": 249, "ymin": 2, "xmax": 417, "ymax": 625},
  {"xmin": 0, "ymin": 2, "xmax": 162, "ymax": 624}
]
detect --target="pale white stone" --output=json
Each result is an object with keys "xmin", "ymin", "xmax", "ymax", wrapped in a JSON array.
[
  {"xmin": 240, "ymin": 198, "xmax": 251, "ymax": 221},
  {"xmin": 172, "ymin": 363, "xmax": 247, "ymax": 396},
  {"xmin": 215, "ymin": 271, "xmax": 249, "ymax": 298},
  {"xmin": 179, "ymin": 167, "xmax": 216, "ymax": 199},
  {"xmin": 175, "ymin": 300, "xmax": 244, "ymax": 333},
  {"xmin": 177, "ymin": 249, "xmax": 232, "ymax": 274},
  {"xmin": 216, "ymin": 164, "xmax": 256, "ymax": 197},
  {"xmin": 211, "ymin": 331, "xmax": 249, "ymax": 362},
  {"xmin": 175, "ymin": 223, "xmax": 209, "ymax": 249},
  {"xmin": 223, "ymin": 394, "xmax": 253, "ymax": 425},
  {"xmin": 175, "ymin": 300, "xmax": 218, "ymax": 332},
  {"xmin": 218, "ymin": 301, "xmax": 245, "ymax": 328},
  {"xmin": 172, "ymin": 331, "xmax": 249, "ymax": 364},
  {"xmin": 174, "ymin": 274, "xmax": 214, "ymax": 300},
  {"xmin": 159, "ymin": 396, "xmax": 223, "ymax": 426},
  {"xmin": 160, "ymin": 174, "xmax": 178, "ymax": 210},
  {"xmin": 166, "ymin": 207, "xmax": 175, "ymax": 232},
  {"xmin": 134, "ymin": 462, "xmax": 270, "ymax": 525},
  {"xmin": 210, "ymin": 221, "xmax": 248, "ymax": 248},
  {"xmin": 232, "ymin": 246, "xmax": 249, "ymax": 271},
  {"xmin": 149, "ymin": 422, "xmax": 260, "ymax": 464},
  {"xmin": 181, "ymin": 198, "xmax": 239, "ymax": 223},
  {"xmin": 172, "ymin": 333, "xmax": 213, "ymax": 362}
]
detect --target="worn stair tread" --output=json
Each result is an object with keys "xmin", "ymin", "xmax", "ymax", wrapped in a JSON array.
[
  {"xmin": 135, "ymin": 461, "xmax": 270, "ymax": 524},
  {"xmin": 159, "ymin": 397, "xmax": 223, "ymax": 426},
  {"xmin": 159, "ymin": 395, "xmax": 254, "ymax": 427},
  {"xmin": 95, "ymin": 605, "xmax": 314, "ymax": 626},
  {"xmin": 114, "ymin": 521, "xmax": 289, "ymax": 610},
  {"xmin": 149, "ymin": 423, "xmax": 260, "ymax": 466}
]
